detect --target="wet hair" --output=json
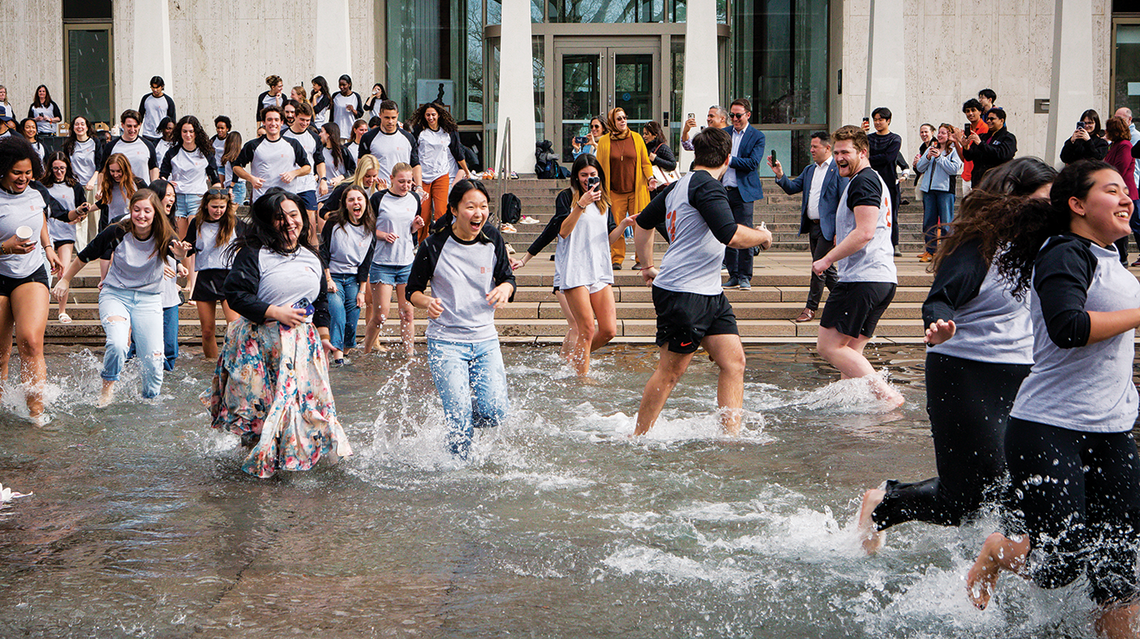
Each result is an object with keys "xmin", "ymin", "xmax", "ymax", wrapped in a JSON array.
[
  {"xmin": 41, "ymin": 151, "xmax": 76, "ymax": 187},
  {"xmin": 32, "ymin": 85, "xmax": 53, "ymax": 108},
  {"xmin": 410, "ymin": 102, "xmax": 458, "ymax": 134},
  {"xmin": 0, "ymin": 137, "xmax": 45, "ymax": 185},
  {"xmin": 1080, "ymin": 109, "xmax": 1104, "ymax": 137},
  {"xmin": 195, "ymin": 188, "xmax": 238, "ymax": 247},
  {"xmin": 379, "ymin": 100, "xmax": 398, "ymax": 113},
  {"xmin": 1107, "ymin": 116, "xmax": 1131, "ymax": 143},
  {"xmin": 266, "ymin": 75, "xmax": 282, "ymax": 88},
  {"xmin": 120, "ymin": 188, "xmax": 175, "ymax": 262},
  {"xmin": 321, "ymin": 123, "xmax": 346, "ymax": 169},
  {"xmin": 692, "ymin": 127, "xmax": 732, "ymax": 167},
  {"xmin": 62, "ymin": 116, "xmax": 92, "ymax": 156},
  {"xmin": 931, "ymin": 157, "xmax": 1057, "ymax": 274},
  {"xmin": 175, "ymin": 115, "xmax": 213, "ymax": 155},
  {"xmin": 569, "ymin": 154, "xmax": 610, "ymax": 215},
  {"xmin": 871, "ymin": 106, "xmax": 892, "ymax": 121},
  {"xmin": 979, "ymin": 88, "xmax": 997, "ymax": 102},
  {"xmin": 234, "ymin": 188, "xmax": 318, "ymax": 257},
  {"xmin": 810, "ymin": 130, "xmax": 830, "ymax": 145},
  {"xmin": 831, "ymin": 124, "xmax": 869, "ymax": 155},
  {"xmin": 997, "ymin": 160, "xmax": 1117, "ymax": 299},
  {"xmin": 962, "ymin": 99, "xmax": 984, "ymax": 114},
  {"xmin": 221, "ymin": 130, "xmax": 243, "ymax": 166},
  {"xmin": 326, "ymin": 184, "xmax": 376, "ymax": 232},
  {"xmin": 98, "ymin": 153, "xmax": 138, "ymax": 205},
  {"xmin": 214, "ymin": 115, "xmax": 232, "ymax": 130},
  {"xmin": 120, "ymin": 109, "xmax": 142, "ymax": 126}
]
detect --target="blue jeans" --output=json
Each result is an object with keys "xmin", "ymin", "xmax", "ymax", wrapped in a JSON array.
[
  {"xmin": 100, "ymin": 286, "xmax": 164, "ymax": 398},
  {"xmin": 327, "ymin": 273, "xmax": 361, "ymax": 352},
  {"xmin": 175, "ymin": 193, "xmax": 202, "ymax": 218},
  {"xmin": 427, "ymin": 338, "xmax": 509, "ymax": 459},
  {"xmin": 922, "ymin": 189, "xmax": 955, "ymax": 252},
  {"xmin": 126, "ymin": 304, "xmax": 178, "ymax": 370}
]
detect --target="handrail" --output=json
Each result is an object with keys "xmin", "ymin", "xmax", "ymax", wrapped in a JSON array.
[{"xmin": 493, "ymin": 117, "xmax": 512, "ymax": 225}]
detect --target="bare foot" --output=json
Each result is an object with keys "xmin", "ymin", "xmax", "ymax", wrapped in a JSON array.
[
  {"xmin": 871, "ymin": 378, "xmax": 905, "ymax": 410},
  {"xmin": 97, "ymin": 381, "xmax": 115, "ymax": 408},
  {"xmin": 966, "ymin": 532, "xmax": 1008, "ymax": 610},
  {"xmin": 858, "ymin": 488, "xmax": 886, "ymax": 554}
]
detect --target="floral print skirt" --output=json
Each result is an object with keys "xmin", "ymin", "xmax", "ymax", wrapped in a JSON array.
[{"xmin": 206, "ymin": 318, "xmax": 353, "ymax": 478}]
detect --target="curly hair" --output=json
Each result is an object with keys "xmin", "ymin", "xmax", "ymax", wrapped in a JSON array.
[
  {"xmin": 931, "ymin": 157, "xmax": 1057, "ymax": 275},
  {"xmin": 409, "ymin": 102, "xmax": 458, "ymax": 134},
  {"xmin": 995, "ymin": 159, "xmax": 1115, "ymax": 299}
]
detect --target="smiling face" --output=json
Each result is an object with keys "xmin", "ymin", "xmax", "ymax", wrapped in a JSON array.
[
  {"xmin": 964, "ymin": 107, "xmax": 981, "ymax": 124},
  {"xmin": 451, "ymin": 187, "xmax": 489, "ymax": 240},
  {"xmin": 345, "ymin": 190, "xmax": 366, "ymax": 222},
  {"xmin": 50, "ymin": 159, "xmax": 67, "ymax": 181},
  {"xmin": 275, "ymin": 198, "xmax": 304, "ymax": 248},
  {"xmin": 293, "ymin": 112, "xmax": 311, "ymax": 133},
  {"xmin": 73, "ymin": 117, "xmax": 88, "ymax": 138},
  {"xmin": 180, "ymin": 123, "xmax": 196, "ymax": 146},
  {"xmin": 290, "ymin": 88, "xmax": 303, "ymax": 103},
  {"xmin": 936, "ymin": 126, "xmax": 950, "ymax": 145},
  {"xmin": 361, "ymin": 168, "xmax": 379, "ymax": 189},
  {"xmin": 263, "ymin": 110, "xmax": 282, "ymax": 137},
  {"xmin": 122, "ymin": 117, "xmax": 140, "ymax": 141},
  {"xmin": 729, "ymin": 105, "xmax": 749, "ymax": 132},
  {"xmin": 108, "ymin": 163, "xmax": 123, "ymax": 183},
  {"xmin": 424, "ymin": 107, "xmax": 439, "ymax": 130},
  {"xmin": 832, "ymin": 139, "xmax": 866, "ymax": 178},
  {"xmin": 872, "ymin": 114, "xmax": 889, "ymax": 134},
  {"xmin": 283, "ymin": 104, "xmax": 296, "ymax": 124},
  {"xmin": 130, "ymin": 198, "xmax": 156, "ymax": 233},
  {"xmin": 36, "ymin": 87, "xmax": 46, "ymax": 101},
  {"xmin": 985, "ymin": 112, "xmax": 1004, "ymax": 132},
  {"xmin": 2, "ymin": 159, "xmax": 34, "ymax": 193},
  {"xmin": 160, "ymin": 185, "xmax": 175, "ymax": 213},
  {"xmin": 22, "ymin": 120, "xmax": 36, "ymax": 139},
  {"xmin": 162, "ymin": 120, "xmax": 175, "ymax": 140},
  {"xmin": 1082, "ymin": 117, "xmax": 1096, "ymax": 134},
  {"xmin": 353, "ymin": 122, "xmax": 368, "ymax": 141},
  {"xmin": 576, "ymin": 165, "xmax": 598, "ymax": 194},
  {"xmin": 389, "ymin": 169, "xmax": 414, "ymax": 197},
  {"xmin": 919, "ymin": 125, "xmax": 934, "ymax": 143},
  {"xmin": 1071, "ymin": 168, "xmax": 1134, "ymax": 247},
  {"xmin": 613, "ymin": 110, "xmax": 628, "ymax": 134},
  {"xmin": 338, "ymin": 78, "xmax": 351, "ymax": 95},
  {"xmin": 215, "ymin": 121, "xmax": 229, "ymax": 138}
]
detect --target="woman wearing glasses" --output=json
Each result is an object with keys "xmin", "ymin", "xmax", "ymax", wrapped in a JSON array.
[
  {"xmin": 572, "ymin": 117, "xmax": 606, "ymax": 159},
  {"xmin": 594, "ymin": 108, "xmax": 657, "ymax": 270}
]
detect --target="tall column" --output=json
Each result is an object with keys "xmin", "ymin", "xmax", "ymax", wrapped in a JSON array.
[
  {"xmin": 1045, "ymin": 0, "xmax": 1094, "ymax": 164},
  {"xmin": 495, "ymin": 0, "xmax": 536, "ymax": 177},
  {"xmin": 680, "ymin": 0, "xmax": 719, "ymax": 170},
  {"xmin": 131, "ymin": 0, "xmax": 172, "ymax": 99},
  {"xmin": 865, "ymin": 0, "xmax": 907, "ymax": 153},
  {"xmin": 315, "ymin": 0, "xmax": 353, "ymax": 85}
]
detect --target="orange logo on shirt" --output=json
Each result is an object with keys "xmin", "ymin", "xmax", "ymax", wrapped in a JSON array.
[{"xmin": 480, "ymin": 266, "xmax": 487, "ymax": 274}]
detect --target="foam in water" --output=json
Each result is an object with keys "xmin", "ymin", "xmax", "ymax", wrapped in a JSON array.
[{"xmin": 784, "ymin": 373, "xmax": 907, "ymax": 414}]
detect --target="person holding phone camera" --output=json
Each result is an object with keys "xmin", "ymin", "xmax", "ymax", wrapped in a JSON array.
[
  {"xmin": 571, "ymin": 117, "xmax": 606, "ymax": 159},
  {"xmin": 681, "ymin": 106, "xmax": 728, "ymax": 151},
  {"xmin": 208, "ymin": 188, "xmax": 351, "ymax": 478},
  {"xmin": 952, "ymin": 99, "xmax": 988, "ymax": 195},
  {"xmin": 915, "ymin": 124, "xmax": 963, "ymax": 260},
  {"xmin": 1060, "ymin": 109, "xmax": 1109, "ymax": 165},
  {"xmin": 962, "ymin": 108, "xmax": 1016, "ymax": 184}
]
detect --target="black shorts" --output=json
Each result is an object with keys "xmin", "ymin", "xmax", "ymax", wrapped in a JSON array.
[
  {"xmin": 53, "ymin": 239, "xmax": 75, "ymax": 251},
  {"xmin": 0, "ymin": 265, "xmax": 49, "ymax": 297},
  {"xmin": 819, "ymin": 281, "xmax": 896, "ymax": 338},
  {"xmin": 191, "ymin": 268, "xmax": 228, "ymax": 302},
  {"xmin": 652, "ymin": 286, "xmax": 738, "ymax": 354}
]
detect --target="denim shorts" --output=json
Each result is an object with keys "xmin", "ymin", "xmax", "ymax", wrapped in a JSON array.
[
  {"xmin": 297, "ymin": 189, "xmax": 318, "ymax": 212},
  {"xmin": 174, "ymin": 193, "xmax": 202, "ymax": 218},
  {"xmin": 369, "ymin": 262, "xmax": 412, "ymax": 285}
]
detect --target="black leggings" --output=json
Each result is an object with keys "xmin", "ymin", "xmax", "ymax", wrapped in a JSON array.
[
  {"xmin": 872, "ymin": 353, "xmax": 1030, "ymax": 530},
  {"xmin": 1006, "ymin": 418, "xmax": 1140, "ymax": 605}
]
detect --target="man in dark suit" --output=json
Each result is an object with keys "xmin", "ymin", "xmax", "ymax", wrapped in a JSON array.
[
  {"xmin": 722, "ymin": 98, "xmax": 766, "ymax": 290},
  {"xmin": 769, "ymin": 131, "xmax": 849, "ymax": 322}
]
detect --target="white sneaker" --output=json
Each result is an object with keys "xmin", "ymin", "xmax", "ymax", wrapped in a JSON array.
[{"xmin": 520, "ymin": 215, "xmax": 541, "ymax": 224}]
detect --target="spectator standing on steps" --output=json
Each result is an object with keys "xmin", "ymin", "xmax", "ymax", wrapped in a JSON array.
[
  {"xmin": 863, "ymin": 107, "xmax": 902, "ymax": 257},
  {"xmin": 770, "ymin": 130, "xmax": 847, "ymax": 323},
  {"xmin": 721, "ymin": 98, "xmax": 765, "ymax": 291},
  {"xmin": 962, "ymin": 108, "xmax": 1016, "ymax": 185}
]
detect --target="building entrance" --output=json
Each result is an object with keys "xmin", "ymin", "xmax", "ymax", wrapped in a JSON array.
[{"xmin": 554, "ymin": 39, "xmax": 661, "ymax": 163}]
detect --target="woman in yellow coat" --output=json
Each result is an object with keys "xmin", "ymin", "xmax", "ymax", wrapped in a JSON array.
[{"xmin": 595, "ymin": 107, "xmax": 657, "ymax": 269}]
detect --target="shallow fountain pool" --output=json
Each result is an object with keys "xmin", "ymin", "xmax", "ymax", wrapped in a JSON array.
[{"xmin": 0, "ymin": 343, "xmax": 1114, "ymax": 637}]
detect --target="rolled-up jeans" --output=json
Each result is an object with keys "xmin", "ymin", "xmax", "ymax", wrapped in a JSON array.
[
  {"xmin": 327, "ymin": 273, "xmax": 362, "ymax": 352},
  {"xmin": 427, "ymin": 338, "xmax": 509, "ymax": 459},
  {"xmin": 99, "ymin": 285, "xmax": 164, "ymax": 398}
]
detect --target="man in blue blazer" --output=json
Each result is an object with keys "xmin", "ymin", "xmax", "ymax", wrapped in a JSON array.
[
  {"xmin": 769, "ymin": 130, "xmax": 848, "ymax": 322},
  {"xmin": 722, "ymin": 98, "xmax": 766, "ymax": 290}
]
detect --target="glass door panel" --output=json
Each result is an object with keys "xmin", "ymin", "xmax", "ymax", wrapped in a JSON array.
[
  {"xmin": 65, "ymin": 26, "xmax": 112, "ymax": 127},
  {"xmin": 559, "ymin": 53, "xmax": 601, "ymax": 162},
  {"xmin": 612, "ymin": 53, "xmax": 654, "ymax": 131}
]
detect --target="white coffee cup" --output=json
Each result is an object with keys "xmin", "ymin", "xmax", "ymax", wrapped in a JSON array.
[{"xmin": 15, "ymin": 226, "xmax": 32, "ymax": 242}]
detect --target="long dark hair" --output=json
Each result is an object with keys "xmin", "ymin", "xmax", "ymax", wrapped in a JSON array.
[
  {"xmin": 176, "ymin": 115, "xmax": 213, "ymax": 155},
  {"xmin": 569, "ymin": 154, "xmax": 610, "ymax": 215},
  {"xmin": 326, "ymin": 185, "xmax": 376, "ymax": 232},
  {"xmin": 1080, "ymin": 109, "xmax": 1104, "ymax": 138},
  {"xmin": 32, "ymin": 85, "xmax": 52, "ymax": 108},
  {"xmin": 232, "ymin": 188, "xmax": 318, "ymax": 257},
  {"xmin": 931, "ymin": 157, "xmax": 1057, "ymax": 274},
  {"xmin": 321, "ymin": 123, "xmax": 346, "ymax": 169},
  {"xmin": 312, "ymin": 76, "xmax": 331, "ymax": 100},
  {"xmin": 410, "ymin": 102, "xmax": 457, "ymax": 134},
  {"xmin": 996, "ymin": 159, "xmax": 1117, "ymax": 299},
  {"xmin": 62, "ymin": 116, "xmax": 92, "ymax": 156},
  {"xmin": 41, "ymin": 151, "xmax": 76, "ymax": 187}
]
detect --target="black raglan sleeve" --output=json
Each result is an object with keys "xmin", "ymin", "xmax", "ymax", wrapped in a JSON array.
[
  {"xmin": 357, "ymin": 236, "xmax": 375, "ymax": 284},
  {"xmin": 184, "ymin": 219, "xmax": 199, "ymax": 256},
  {"xmin": 922, "ymin": 239, "xmax": 990, "ymax": 326},
  {"xmin": 77, "ymin": 225, "xmax": 125, "ymax": 263},
  {"xmin": 1033, "ymin": 236, "xmax": 1098, "ymax": 349},
  {"xmin": 688, "ymin": 173, "xmax": 737, "ymax": 245},
  {"xmin": 224, "ymin": 245, "xmax": 270, "ymax": 323},
  {"xmin": 319, "ymin": 222, "xmax": 334, "ymax": 266},
  {"xmin": 312, "ymin": 257, "xmax": 330, "ymax": 329},
  {"xmin": 492, "ymin": 233, "xmax": 517, "ymax": 300}
]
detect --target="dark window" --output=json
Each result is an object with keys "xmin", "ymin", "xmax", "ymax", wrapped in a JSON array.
[{"xmin": 63, "ymin": 0, "xmax": 112, "ymax": 21}]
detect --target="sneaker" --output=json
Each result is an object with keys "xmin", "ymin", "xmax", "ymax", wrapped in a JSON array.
[
  {"xmin": 724, "ymin": 277, "xmax": 741, "ymax": 288},
  {"xmin": 500, "ymin": 223, "xmax": 517, "ymax": 233},
  {"xmin": 893, "ymin": 247, "xmax": 902, "ymax": 257},
  {"xmin": 333, "ymin": 358, "xmax": 346, "ymax": 367},
  {"xmin": 612, "ymin": 263, "xmax": 622, "ymax": 271},
  {"xmin": 1132, "ymin": 260, "xmax": 1140, "ymax": 267},
  {"xmin": 918, "ymin": 252, "xmax": 933, "ymax": 262},
  {"xmin": 520, "ymin": 215, "xmax": 541, "ymax": 224},
  {"xmin": 506, "ymin": 243, "xmax": 516, "ymax": 254},
  {"xmin": 738, "ymin": 280, "xmax": 752, "ymax": 290},
  {"xmin": 632, "ymin": 262, "xmax": 643, "ymax": 270}
]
